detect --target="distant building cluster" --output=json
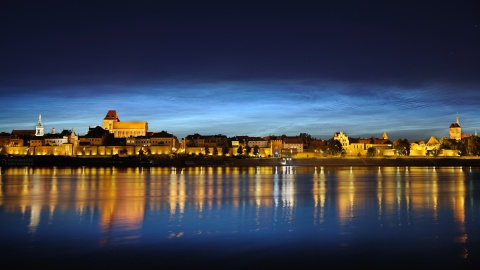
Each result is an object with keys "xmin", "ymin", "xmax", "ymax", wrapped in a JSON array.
[{"xmin": 0, "ymin": 110, "xmax": 476, "ymax": 158}]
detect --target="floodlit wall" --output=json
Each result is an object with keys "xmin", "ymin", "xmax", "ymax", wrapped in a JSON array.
[{"xmin": 440, "ymin": 149, "xmax": 460, "ymax": 157}]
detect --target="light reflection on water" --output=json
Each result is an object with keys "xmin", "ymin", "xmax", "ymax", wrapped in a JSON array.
[{"xmin": 0, "ymin": 165, "xmax": 479, "ymax": 269}]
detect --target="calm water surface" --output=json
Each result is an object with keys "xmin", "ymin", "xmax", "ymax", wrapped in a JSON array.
[{"xmin": 1, "ymin": 165, "xmax": 480, "ymax": 269}]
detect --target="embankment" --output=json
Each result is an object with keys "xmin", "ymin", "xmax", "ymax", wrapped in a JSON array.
[{"xmin": 3, "ymin": 155, "xmax": 480, "ymax": 167}]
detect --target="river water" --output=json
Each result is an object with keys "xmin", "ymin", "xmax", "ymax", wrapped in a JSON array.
[{"xmin": 1, "ymin": 165, "xmax": 480, "ymax": 269}]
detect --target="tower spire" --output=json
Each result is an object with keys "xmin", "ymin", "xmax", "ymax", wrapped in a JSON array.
[
  {"xmin": 456, "ymin": 113, "xmax": 460, "ymax": 126},
  {"xmin": 35, "ymin": 114, "xmax": 44, "ymax": 136}
]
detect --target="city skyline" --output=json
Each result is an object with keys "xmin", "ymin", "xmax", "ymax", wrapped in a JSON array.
[
  {"xmin": 1, "ymin": 1, "xmax": 479, "ymax": 141},
  {"xmin": 0, "ymin": 110, "xmax": 475, "ymax": 143}
]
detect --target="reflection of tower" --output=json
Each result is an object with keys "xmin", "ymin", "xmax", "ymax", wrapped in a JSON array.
[
  {"xmin": 35, "ymin": 114, "xmax": 44, "ymax": 136},
  {"xmin": 449, "ymin": 114, "xmax": 461, "ymax": 141}
]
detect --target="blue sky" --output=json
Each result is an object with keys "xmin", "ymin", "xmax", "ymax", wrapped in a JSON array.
[{"xmin": 1, "ymin": 1, "xmax": 479, "ymax": 141}]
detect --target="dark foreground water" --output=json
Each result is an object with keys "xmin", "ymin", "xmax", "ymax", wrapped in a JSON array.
[{"xmin": 1, "ymin": 165, "xmax": 480, "ymax": 269}]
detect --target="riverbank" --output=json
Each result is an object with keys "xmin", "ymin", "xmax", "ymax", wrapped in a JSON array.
[
  {"xmin": 2, "ymin": 155, "xmax": 480, "ymax": 167},
  {"xmin": 276, "ymin": 157, "xmax": 480, "ymax": 167}
]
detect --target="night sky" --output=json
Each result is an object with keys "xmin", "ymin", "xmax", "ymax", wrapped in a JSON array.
[{"xmin": 1, "ymin": 0, "xmax": 479, "ymax": 141}]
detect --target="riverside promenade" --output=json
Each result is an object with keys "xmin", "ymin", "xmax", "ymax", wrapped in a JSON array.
[{"xmin": 3, "ymin": 155, "xmax": 480, "ymax": 167}]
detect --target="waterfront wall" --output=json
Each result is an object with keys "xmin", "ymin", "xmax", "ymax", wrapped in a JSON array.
[{"xmin": 1, "ymin": 145, "xmax": 460, "ymax": 158}]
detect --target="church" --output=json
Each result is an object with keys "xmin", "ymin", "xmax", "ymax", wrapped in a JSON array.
[
  {"xmin": 103, "ymin": 110, "xmax": 148, "ymax": 138},
  {"xmin": 449, "ymin": 113, "xmax": 477, "ymax": 141},
  {"xmin": 449, "ymin": 114, "xmax": 463, "ymax": 141}
]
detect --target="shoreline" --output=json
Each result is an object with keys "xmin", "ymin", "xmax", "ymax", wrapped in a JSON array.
[{"xmin": 2, "ymin": 155, "xmax": 480, "ymax": 167}]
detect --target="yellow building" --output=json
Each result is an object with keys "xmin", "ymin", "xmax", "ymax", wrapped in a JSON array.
[
  {"xmin": 333, "ymin": 131, "xmax": 349, "ymax": 149},
  {"xmin": 103, "ymin": 110, "xmax": 148, "ymax": 138}
]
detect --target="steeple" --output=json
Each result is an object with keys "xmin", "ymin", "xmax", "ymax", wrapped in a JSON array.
[
  {"xmin": 456, "ymin": 113, "xmax": 460, "ymax": 126},
  {"xmin": 35, "ymin": 114, "xmax": 44, "ymax": 136}
]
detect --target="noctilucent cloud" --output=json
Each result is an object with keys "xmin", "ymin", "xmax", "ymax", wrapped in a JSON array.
[{"xmin": 1, "ymin": 1, "xmax": 479, "ymax": 141}]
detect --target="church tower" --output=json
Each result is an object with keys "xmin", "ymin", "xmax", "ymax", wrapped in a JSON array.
[
  {"xmin": 449, "ymin": 114, "xmax": 461, "ymax": 141},
  {"xmin": 35, "ymin": 114, "xmax": 44, "ymax": 136},
  {"xmin": 103, "ymin": 110, "xmax": 120, "ymax": 133}
]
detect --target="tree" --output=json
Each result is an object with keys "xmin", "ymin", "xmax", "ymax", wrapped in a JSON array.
[
  {"xmin": 367, "ymin": 147, "xmax": 376, "ymax": 157},
  {"xmin": 327, "ymin": 139, "xmax": 343, "ymax": 156},
  {"xmin": 392, "ymin": 138, "xmax": 410, "ymax": 156},
  {"xmin": 299, "ymin": 133, "xmax": 313, "ymax": 149},
  {"xmin": 439, "ymin": 136, "xmax": 466, "ymax": 155},
  {"xmin": 245, "ymin": 145, "xmax": 252, "ymax": 156},
  {"xmin": 237, "ymin": 146, "xmax": 243, "ymax": 156},
  {"xmin": 213, "ymin": 147, "xmax": 218, "ymax": 156},
  {"xmin": 466, "ymin": 136, "xmax": 480, "ymax": 156},
  {"xmin": 299, "ymin": 133, "xmax": 313, "ymax": 142},
  {"xmin": 403, "ymin": 139, "xmax": 410, "ymax": 156},
  {"xmin": 253, "ymin": 145, "xmax": 260, "ymax": 157},
  {"xmin": 439, "ymin": 136, "xmax": 454, "ymax": 150},
  {"xmin": 222, "ymin": 145, "xmax": 230, "ymax": 156}
]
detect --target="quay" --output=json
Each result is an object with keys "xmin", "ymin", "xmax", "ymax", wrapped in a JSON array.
[{"xmin": 2, "ymin": 155, "xmax": 480, "ymax": 168}]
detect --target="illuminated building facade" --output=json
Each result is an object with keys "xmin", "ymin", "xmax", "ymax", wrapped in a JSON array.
[
  {"xmin": 283, "ymin": 137, "xmax": 303, "ymax": 154},
  {"xmin": 103, "ymin": 110, "xmax": 148, "ymax": 138},
  {"xmin": 333, "ymin": 131, "xmax": 349, "ymax": 149}
]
